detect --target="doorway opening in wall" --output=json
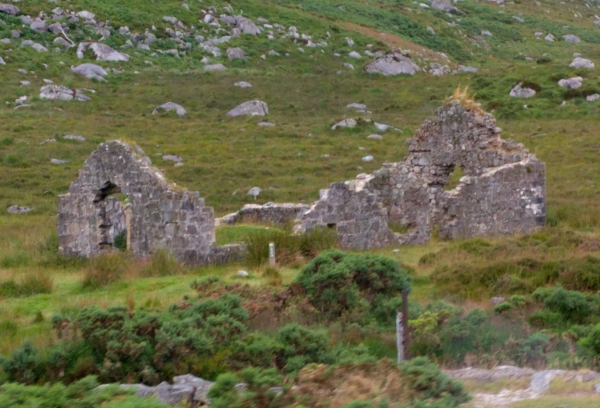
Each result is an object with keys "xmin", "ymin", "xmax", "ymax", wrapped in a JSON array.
[
  {"xmin": 444, "ymin": 166, "xmax": 466, "ymax": 191},
  {"xmin": 94, "ymin": 181, "xmax": 131, "ymax": 252},
  {"xmin": 327, "ymin": 223, "xmax": 337, "ymax": 230}
]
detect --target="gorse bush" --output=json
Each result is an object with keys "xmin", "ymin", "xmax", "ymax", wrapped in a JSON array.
[{"xmin": 295, "ymin": 250, "xmax": 412, "ymax": 319}]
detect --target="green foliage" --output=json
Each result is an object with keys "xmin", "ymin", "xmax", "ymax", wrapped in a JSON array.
[
  {"xmin": 0, "ymin": 272, "xmax": 54, "ymax": 298},
  {"xmin": 295, "ymin": 250, "xmax": 411, "ymax": 319},
  {"xmin": 208, "ymin": 368, "xmax": 285, "ymax": 408},
  {"xmin": 141, "ymin": 249, "xmax": 181, "ymax": 277},
  {"xmin": 0, "ymin": 376, "xmax": 169, "ymax": 408},
  {"xmin": 82, "ymin": 252, "xmax": 131, "ymax": 289},
  {"xmin": 277, "ymin": 324, "xmax": 330, "ymax": 372},
  {"xmin": 113, "ymin": 231, "xmax": 127, "ymax": 251},
  {"xmin": 400, "ymin": 357, "xmax": 470, "ymax": 407}
]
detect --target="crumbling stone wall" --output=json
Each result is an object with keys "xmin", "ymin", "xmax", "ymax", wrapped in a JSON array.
[
  {"xmin": 58, "ymin": 141, "xmax": 244, "ymax": 265},
  {"xmin": 299, "ymin": 101, "xmax": 546, "ymax": 249},
  {"xmin": 218, "ymin": 202, "xmax": 310, "ymax": 226}
]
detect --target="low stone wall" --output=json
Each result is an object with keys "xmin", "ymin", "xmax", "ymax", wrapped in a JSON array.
[{"xmin": 217, "ymin": 202, "xmax": 309, "ymax": 226}]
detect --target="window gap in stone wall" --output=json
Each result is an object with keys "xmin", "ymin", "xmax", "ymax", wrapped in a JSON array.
[
  {"xmin": 96, "ymin": 183, "xmax": 131, "ymax": 252},
  {"xmin": 444, "ymin": 166, "xmax": 466, "ymax": 191}
]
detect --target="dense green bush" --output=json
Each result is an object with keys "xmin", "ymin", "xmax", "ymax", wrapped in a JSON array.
[{"xmin": 295, "ymin": 250, "xmax": 412, "ymax": 318}]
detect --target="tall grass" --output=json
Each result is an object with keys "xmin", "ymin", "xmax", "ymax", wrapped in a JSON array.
[
  {"xmin": 141, "ymin": 248, "xmax": 181, "ymax": 277},
  {"xmin": 0, "ymin": 271, "xmax": 54, "ymax": 297},
  {"xmin": 244, "ymin": 227, "xmax": 337, "ymax": 267}
]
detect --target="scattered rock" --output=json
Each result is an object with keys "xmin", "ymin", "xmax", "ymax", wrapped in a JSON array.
[
  {"xmin": 237, "ymin": 270, "xmax": 249, "ymax": 277},
  {"xmin": 365, "ymin": 51, "xmax": 420, "ymax": 76},
  {"xmin": 53, "ymin": 37, "xmax": 73, "ymax": 49},
  {"xmin": 7, "ymin": 205, "xmax": 31, "ymax": 214},
  {"xmin": 563, "ymin": 34, "xmax": 581, "ymax": 44},
  {"xmin": 247, "ymin": 187, "xmax": 261, "ymax": 198},
  {"xmin": 63, "ymin": 134, "xmax": 86, "ymax": 142},
  {"xmin": 570, "ymin": 57, "xmax": 594, "ymax": 68},
  {"xmin": 348, "ymin": 51, "xmax": 361, "ymax": 59},
  {"xmin": 41, "ymin": 138, "xmax": 57, "ymax": 144},
  {"xmin": 227, "ymin": 47, "xmax": 245, "ymax": 59},
  {"xmin": 78, "ymin": 42, "xmax": 130, "ymax": 62},
  {"xmin": 76, "ymin": 10, "xmax": 95, "ymax": 20},
  {"xmin": 51, "ymin": 159, "xmax": 69, "ymax": 164},
  {"xmin": 30, "ymin": 20, "xmax": 48, "ymax": 32},
  {"xmin": 347, "ymin": 103, "xmax": 367, "ymax": 111},
  {"xmin": 237, "ymin": 17, "xmax": 261, "ymax": 35},
  {"xmin": 332, "ymin": 119, "xmax": 357, "ymax": 130},
  {"xmin": 427, "ymin": 26, "xmax": 436, "ymax": 35},
  {"xmin": 481, "ymin": 30, "xmax": 493, "ymax": 37},
  {"xmin": 558, "ymin": 77, "xmax": 583, "ymax": 89},
  {"xmin": 0, "ymin": 4, "xmax": 19, "ymax": 15},
  {"xmin": 345, "ymin": 37, "xmax": 354, "ymax": 46},
  {"xmin": 204, "ymin": 63, "xmax": 227, "ymax": 71},
  {"xmin": 40, "ymin": 85, "xmax": 90, "ymax": 101},
  {"xmin": 31, "ymin": 43, "xmax": 48, "ymax": 52},
  {"xmin": 20, "ymin": 80, "xmax": 30, "ymax": 86},
  {"xmin": 491, "ymin": 296, "xmax": 506, "ymax": 306},
  {"xmin": 71, "ymin": 63, "xmax": 107, "ymax": 81},
  {"xmin": 509, "ymin": 83, "xmax": 536, "ymax": 99},
  {"xmin": 367, "ymin": 134, "xmax": 383, "ymax": 140},
  {"xmin": 344, "ymin": 63, "xmax": 354, "ymax": 70},
  {"xmin": 163, "ymin": 154, "xmax": 183, "ymax": 163},
  {"xmin": 362, "ymin": 155, "xmax": 374, "ymax": 162},
  {"xmin": 153, "ymin": 102, "xmax": 187, "ymax": 117},
  {"xmin": 431, "ymin": 0, "xmax": 461, "ymax": 14},
  {"xmin": 258, "ymin": 121, "xmax": 275, "ymax": 127},
  {"xmin": 227, "ymin": 100, "xmax": 269, "ymax": 117},
  {"xmin": 545, "ymin": 33, "xmax": 555, "ymax": 42},
  {"xmin": 587, "ymin": 94, "xmax": 599, "ymax": 102},
  {"xmin": 234, "ymin": 81, "xmax": 252, "ymax": 88},
  {"xmin": 0, "ymin": 56, "xmax": 5, "ymax": 65},
  {"xmin": 530, "ymin": 370, "xmax": 563, "ymax": 393},
  {"xmin": 458, "ymin": 65, "xmax": 478, "ymax": 73},
  {"xmin": 374, "ymin": 122, "xmax": 392, "ymax": 132}
]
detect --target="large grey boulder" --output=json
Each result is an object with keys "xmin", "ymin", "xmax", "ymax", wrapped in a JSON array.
[
  {"xmin": 204, "ymin": 63, "xmax": 227, "ymax": 71},
  {"xmin": 71, "ymin": 63, "xmax": 107, "ymax": 81},
  {"xmin": 558, "ymin": 77, "xmax": 583, "ymax": 89},
  {"xmin": 227, "ymin": 100, "xmax": 269, "ymax": 116},
  {"xmin": 54, "ymin": 37, "xmax": 73, "ymax": 49},
  {"xmin": 431, "ymin": 0, "xmax": 461, "ymax": 14},
  {"xmin": 237, "ymin": 17, "xmax": 261, "ymax": 35},
  {"xmin": 31, "ymin": 43, "xmax": 48, "ymax": 52},
  {"xmin": 0, "ymin": 4, "xmax": 19, "ymax": 15},
  {"xmin": 173, "ymin": 374, "xmax": 213, "ymax": 404},
  {"xmin": 47, "ymin": 22, "xmax": 64, "ymax": 35},
  {"xmin": 30, "ymin": 20, "xmax": 48, "ymax": 32},
  {"xmin": 227, "ymin": 47, "xmax": 245, "ymax": 59},
  {"xmin": 570, "ymin": 57, "xmax": 594, "ymax": 68},
  {"xmin": 509, "ymin": 83, "xmax": 536, "ymax": 98},
  {"xmin": 365, "ymin": 52, "xmax": 420, "ymax": 76},
  {"xmin": 77, "ymin": 10, "xmax": 95, "ymax": 20},
  {"xmin": 7, "ymin": 205, "xmax": 31, "ymax": 214},
  {"xmin": 563, "ymin": 34, "xmax": 581, "ymax": 44},
  {"xmin": 545, "ymin": 34, "xmax": 555, "ymax": 42},
  {"xmin": 40, "ymin": 85, "xmax": 90, "ymax": 101},
  {"xmin": 78, "ymin": 42, "xmax": 130, "ymax": 62},
  {"xmin": 332, "ymin": 118, "xmax": 357, "ymax": 130},
  {"xmin": 152, "ymin": 102, "xmax": 187, "ymax": 117},
  {"xmin": 587, "ymin": 94, "xmax": 599, "ymax": 102}
]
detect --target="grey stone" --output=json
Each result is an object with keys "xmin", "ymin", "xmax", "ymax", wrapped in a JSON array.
[
  {"xmin": 181, "ymin": 2, "xmax": 189, "ymax": 11},
  {"xmin": 587, "ymin": 94, "xmax": 599, "ymax": 102},
  {"xmin": 558, "ymin": 77, "xmax": 583, "ymax": 89},
  {"xmin": 30, "ymin": 20, "xmax": 48, "ymax": 32},
  {"xmin": 51, "ymin": 159, "xmax": 69, "ymax": 164},
  {"xmin": 64, "ymin": 134, "xmax": 86, "ymax": 142},
  {"xmin": 163, "ymin": 16, "xmax": 178, "ymax": 24},
  {"xmin": 58, "ymin": 141, "xmax": 246, "ymax": 266},
  {"xmin": 7, "ymin": 205, "xmax": 31, "ymax": 214},
  {"xmin": 362, "ymin": 155, "xmax": 374, "ymax": 162},
  {"xmin": 348, "ymin": 51, "xmax": 361, "ymax": 59},
  {"xmin": 458, "ymin": 65, "xmax": 478, "ymax": 73},
  {"xmin": 53, "ymin": 37, "xmax": 73, "ymax": 49},
  {"xmin": 204, "ymin": 63, "xmax": 227, "ymax": 71},
  {"xmin": 237, "ymin": 17, "xmax": 261, "ymax": 35},
  {"xmin": 163, "ymin": 154, "xmax": 183, "ymax": 163},
  {"xmin": 258, "ymin": 121, "xmax": 275, "ymax": 127},
  {"xmin": 20, "ymin": 80, "xmax": 30, "ymax": 86},
  {"xmin": 234, "ymin": 81, "xmax": 252, "ymax": 88},
  {"xmin": 344, "ymin": 63, "xmax": 354, "ymax": 70},
  {"xmin": 481, "ymin": 30, "xmax": 493, "ymax": 37},
  {"xmin": 545, "ymin": 33, "xmax": 555, "ymax": 42},
  {"xmin": 20, "ymin": 15, "xmax": 31, "ymax": 25},
  {"xmin": 298, "ymin": 101, "xmax": 545, "ymax": 250},
  {"xmin": 247, "ymin": 187, "xmax": 262, "ymax": 198},
  {"xmin": 570, "ymin": 57, "xmax": 594, "ymax": 68},
  {"xmin": 76, "ymin": 10, "xmax": 95, "ymax": 20},
  {"xmin": 1, "ymin": 39, "xmax": 10, "ymax": 44},
  {"xmin": 491, "ymin": 296, "xmax": 506, "ymax": 306},
  {"xmin": 221, "ymin": 15, "xmax": 237, "ymax": 25},
  {"xmin": 237, "ymin": 270, "xmax": 249, "ymax": 277},
  {"xmin": 427, "ymin": 26, "xmax": 436, "ymax": 35},
  {"xmin": 0, "ymin": 56, "xmax": 5, "ymax": 65},
  {"xmin": 71, "ymin": 63, "xmax": 108, "ymax": 81},
  {"xmin": 11, "ymin": 30, "xmax": 20, "ymax": 38},
  {"xmin": 445, "ymin": 366, "xmax": 535, "ymax": 383},
  {"xmin": 332, "ymin": 119, "xmax": 357, "ymax": 130},
  {"xmin": 118, "ymin": 26, "xmax": 130, "ymax": 34},
  {"xmin": 510, "ymin": 83, "xmax": 536, "ymax": 99},
  {"xmin": 347, "ymin": 103, "xmax": 367, "ymax": 110},
  {"xmin": 268, "ymin": 50, "xmax": 280, "ymax": 56},
  {"xmin": 431, "ymin": 0, "xmax": 461, "ymax": 14},
  {"xmin": 47, "ymin": 22, "xmax": 63, "ymax": 35},
  {"xmin": 365, "ymin": 51, "xmax": 420, "ymax": 76},
  {"xmin": 78, "ymin": 42, "xmax": 130, "ymax": 62},
  {"xmin": 219, "ymin": 202, "xmax": 309, "ymax": 226},
  {"xmin": 227, "ymin": 100, "xmax": 269, "ymax": 117},
  {"xmin": 0, "ymin": 4, "xmax": 19, "ymax": 15},
  {"xmin": 345, "ymin": 37, "xmax": 354, "ymax": 46},
  {"xmin": 530, "ymin": 370, "xmax": 565, "ymax": 393},
  {"xmin": 40, "ymin": 85, "xmax": 90, "ymax": 101},
  {"xmin": 513, "ymin": 16, "xmax": 525, "ymax": 23},
  {"xmin": 227, "ymin": 47, "xmax": 245, "ymax": 59},
  {"xmin": 367, "ymin": 134, "xmax": 383, "ymax": 140},
  {"xmin": 563, "ymin": 34, "xmax": 581, "ymax": 43},
  {"xmin": 152, "ymin": 102, "xmax": 187, "ymax": 117},
  {"xmin": 595, "ymin": 383, "xmax": 600, "ymax": 393},
  {"xmin": 31, "ymin": 43, "xmax": 48, "ymax": 52}
]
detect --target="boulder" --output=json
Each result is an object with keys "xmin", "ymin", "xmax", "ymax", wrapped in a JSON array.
[
  {"xmin": 71, "ymin": 63, "xmax": 107, "ymax": 81},
  {"xmin": 234, "ymin": 81, "xmax": 252, "ymax": 88},
  {"xmin": 51, "ymin": 159, "xmax": 69, "ymax": 164},
  {"xmin": 365, "ymin": 51, "xmax": 420, "ymax": 76},
  {"xmin": 40, "ymin": 85, "xmax": 90, "ymax": 101},
  {"xmin": 237, "ymin": 17, "xmax": 261, "ymax": 35},
  {"xmin": 431, "ymin": 0, "xmax": 461, "ymax": 14},
  {"xmin": 153, "ymin": 102, "xmax": 187, "ymax": 117},
  {"xmin": 47, "ymin": 22, "xmax": 64, "ymax": 35},
  {"xmin": 163, "ymin": 154, "xmax": 183, "ymax": 163},
  {"xmin": 587, "ymin": 94, "xmax": 599, "ymax": 102},
  {"xmin": 227, "ymin": 47, "xmax": 245, "ymax": 59},
  {"xmin": 53, "ymin": 37, "xmax": 73, "ymax": 49},
  {"xmin": 362, "ymin": 155, "xmax": 374, "ymax": 162},
  {"xmin": 558, "ymin": 77, "xmax": 583, "ymax": 89},
  {"xmin": 247, "ymin": 187, "xmax": 261, "ymax": 198},
  {"xmin": 545, "ymin": 34, "xmax": 555, "ymax": 42},
  {"xmin": 0, "ymin": 4, "xmax": 19, "ymax": 15},
  {"xmin": 563, "ymin": 34, "xmax": 581, "ymax": 44},
  {"xmin": 570, "ymin": 57, "xmax": 594, "ymax": 68},
  {"xmin": 509, "ymin": 83, "xmax": 536, "ymax": 98},
  {"xmin": 481, "ymin": 30, "xmax": 493, "ymax": 37},
  {"xmin": 347, "ymin": 103, "xmax": 367, "ymax": 110},
  {"xmin": 78, "ymin": 42, "xmax": 130, "ymax": 62},
  {"xmin": 331, "ymin": 118, "xmax": 357, "ymax": 130},
  {"xmin": 204, "ymin": 63, "xmax": 227, "ymax": 71},
  {"xmin": 31, "ymin": 43, "xmax": 48, "ymax": 52},
  {"xmin": 0, "ymin": 56, "xmax": 5, "ymax": 65},
  {"xmin": 76, "ymin": 10, "xmax": 95, "ymax": 20},
  {"xmin": 348, "ymin": 51, "xmax": 361, "ymax": 58},
  {"xmin": 227, "ymin": 100, "xmax": 269, "ymax": 116},
  {"xmin": 7, "ymin": 205, "xmax": 31, "ymax": 214},
  {"xmin": 458, "ymin": 65, "xmax": 478, "ymax": 73}
]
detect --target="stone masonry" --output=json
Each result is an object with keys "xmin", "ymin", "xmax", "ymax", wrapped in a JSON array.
[
  {"xmin": 217, "ymin": 202, "xmax": 310, "ymax": 226},
  {"xmin": 58, "ymin": 141, "xmax": 244, "ymax": 265},
  {"xmin": 299, "ymin": 101, "xmax": 546, "ymax": 249}
]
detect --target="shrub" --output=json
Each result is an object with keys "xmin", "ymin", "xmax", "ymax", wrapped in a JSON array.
[
  {"xmin": 544, "ymin": 287, "xmax": 591, "ymax": 323},
  {"xmin": 295, "ymin": 250, "xmax": 411, "ymax": 318},
  {"xmin": 579, "ymin": 323, "xmax": 600, "ymax": 356},
  {"xmin": 277, "ymin": 324, "xmax": 330, "ymax": 371},
  {"xmin": 82, "ymin": 252, "xmax": 131, "ymax": 289}
]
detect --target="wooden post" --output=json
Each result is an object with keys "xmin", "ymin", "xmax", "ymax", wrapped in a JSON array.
[
  {"xmin": 402, "ymin": 290, "xmax": 410, "ymax": 360},
  {"xmin": 269, "ymin": 242, "xmax": 276, "ymax": 267},
  {"xmin": 396, "ymin": 312, "xmax": 404, "ymax": 363}
]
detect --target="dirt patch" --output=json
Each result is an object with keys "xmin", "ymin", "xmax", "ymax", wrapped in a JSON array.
[{"xmin": 337, "ymin": 21, "xmax": 454, "ymax": 67}]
